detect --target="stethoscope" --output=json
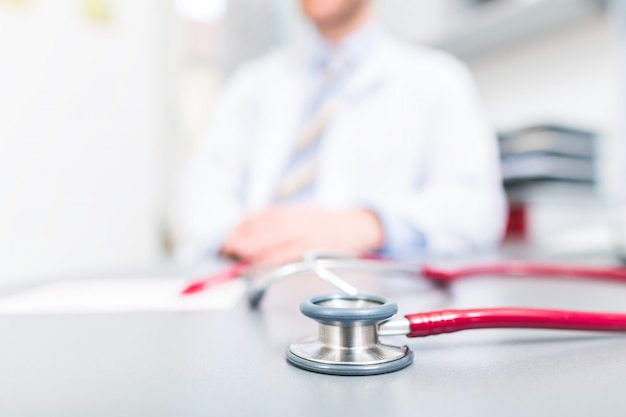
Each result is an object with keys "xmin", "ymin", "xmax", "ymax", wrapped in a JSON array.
[
  {"xmin": 287, "ymin": 293, "xmax": 626, "ymax": 376},
  {"xmin": 245, "ymin": 253, "xmax": 626, "ymax": 376}
]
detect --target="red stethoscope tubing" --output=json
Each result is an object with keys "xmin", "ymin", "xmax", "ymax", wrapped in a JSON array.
[
  {"xmin": 422, "ymin": 262, "xmax": 626, "ymax": 285},
  {"xmin": 184, "ymin": 258, "xmax": 626, "ymax": 336},
  {"xmin": 181, "ymin": 262, "xmax": 250, "ymax": 295},
  {"xmin": 405, "ymin": 262, "xmax": 626, "ymax": 336},
  {"xmin": 405, "ymin": 308, "xmax": 626, "ymax": 338}
]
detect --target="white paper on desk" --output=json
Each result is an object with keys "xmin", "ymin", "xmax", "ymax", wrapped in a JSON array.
[{"xmin": 0, "ymin": 278, "xmax": 247, "ymax": 315}]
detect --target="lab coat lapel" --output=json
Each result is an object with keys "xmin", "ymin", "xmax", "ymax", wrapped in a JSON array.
[
  {"xmin": 246, "ymin": 50, "xmax": 310, "ymax": 209},
  {"xmin": 316, "ymin": 41, "xmax": 390, "ymax": 206},
  {"xmin": 340, "ymin": 43, "xmax": 389, "ymax": 105}
]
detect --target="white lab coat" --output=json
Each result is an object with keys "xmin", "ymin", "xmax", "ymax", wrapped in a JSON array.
[{"xmin": 174, "ymin": 32, "xmax": 507, "ymax": 262}]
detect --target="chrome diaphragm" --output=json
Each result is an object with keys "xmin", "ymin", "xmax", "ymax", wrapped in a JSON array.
[{"xmin": 287, "ymin": 294, "xmax": 413, "ymax": 376}]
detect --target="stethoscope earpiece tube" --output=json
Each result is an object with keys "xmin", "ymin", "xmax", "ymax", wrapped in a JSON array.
[
  {"xmin": 405, "ymin": 308, "xmax": 626, "ymax": 337},
  {"xmin": 422, "ymin": 263, "xmax": 626, "ymax": 284},
  {"xmin": 285, "ymin": 258, "xmax": 626, "ymax": 376},
  {"xmin": 289, "ymin": 294, "xmax": 626, "ymax": 376},
  {"xmin": 249, "ymin": 258, "xmax": 626, "ymax": 309}
]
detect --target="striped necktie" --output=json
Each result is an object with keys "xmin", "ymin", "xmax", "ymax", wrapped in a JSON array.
[{"xmin": 275, "ymin": 56, "xmax": 348, "ymax": 201}]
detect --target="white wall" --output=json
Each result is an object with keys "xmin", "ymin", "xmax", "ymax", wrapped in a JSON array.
[
  {"xmin": 375, "ymin": 1, "xmax": 623, "ymax": 249},
  {"xmin": 0, "ymin": 0, "xmax": 172, "ymax": 287},
  {"xmin": 2, "ymin": 1, "xmax": 612, "ymax": 283},
  {"xmin": 376, "ymin": 1, "xmax": 623, "ymax": 197},
  {"xmin": 374, "ymin": 0, "xmax": 452, "ymax": 43},
  {"xmin": 467, "ymin": 12, "xmax": 623, "ymax": 197}
]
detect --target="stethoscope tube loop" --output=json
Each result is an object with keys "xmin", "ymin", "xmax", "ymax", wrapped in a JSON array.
[
  {"xmin": 286, "ymin": 256, "xmax": 626, "ymax": 375},
  {"xmin": 249, "ymin": 256, "xmax": 626, "ymax": 308},
  {"xmin": 423, "ymin": 263, "xmax": 626, "ymax": 284},
  {"xmin": 289, "ymin": 292, "xmax": 626, "ymax": 375}
]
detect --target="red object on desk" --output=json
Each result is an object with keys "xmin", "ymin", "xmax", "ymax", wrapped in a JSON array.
[
  {"xmin": 421, "ymin": 262, "xmax": 626, "ymax": 285},
  {"xmin": 181, "ymin": 262, "xmax": 250, "ymax": 296},
  {"xmin": 406, "ymin": 308, "xmax": 626, "ymax": 337}
]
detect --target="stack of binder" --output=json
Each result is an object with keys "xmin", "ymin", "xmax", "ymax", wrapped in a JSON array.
[
  {"xmin": 500, "ymin": 124, "xmax": 595, "ymax": 185},
  {"xmin": 499, "ymin": 124, "xmax": 597, "ymax": 240}
]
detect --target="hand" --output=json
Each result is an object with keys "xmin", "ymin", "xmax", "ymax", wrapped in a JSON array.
[{"xmin": 221, "ymin": 205, "xmax": 384, "ymax": 267}]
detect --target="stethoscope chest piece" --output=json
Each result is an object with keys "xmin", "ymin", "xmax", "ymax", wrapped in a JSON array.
[{"xmin": 287, "ymin": 294, "xmax": 413, "ymax": 376}]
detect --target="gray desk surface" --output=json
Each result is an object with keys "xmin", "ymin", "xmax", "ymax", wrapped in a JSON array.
[{"xmin": 1, "ymin": 256, "xmax": 626, "ymax": 417}]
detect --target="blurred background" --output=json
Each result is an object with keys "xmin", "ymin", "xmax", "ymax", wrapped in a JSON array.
[{"xmin": 1, "ymin": 0, "xmax": 625, "ymax": 289}]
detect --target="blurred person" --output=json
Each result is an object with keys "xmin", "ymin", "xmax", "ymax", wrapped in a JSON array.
[{"xmin": 174, "ymin": 0, "xmax": 506, "ymax": 266}]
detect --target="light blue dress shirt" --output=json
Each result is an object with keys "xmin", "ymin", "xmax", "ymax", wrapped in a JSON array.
[{"xmin": 279, "ymin": 25, "xmax": 427, "ymax": 258}]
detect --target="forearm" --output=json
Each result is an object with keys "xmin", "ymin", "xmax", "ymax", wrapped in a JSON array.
[{"xmin": 366, "ymin": 186, "xmax": 507, "ymax": 258}]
